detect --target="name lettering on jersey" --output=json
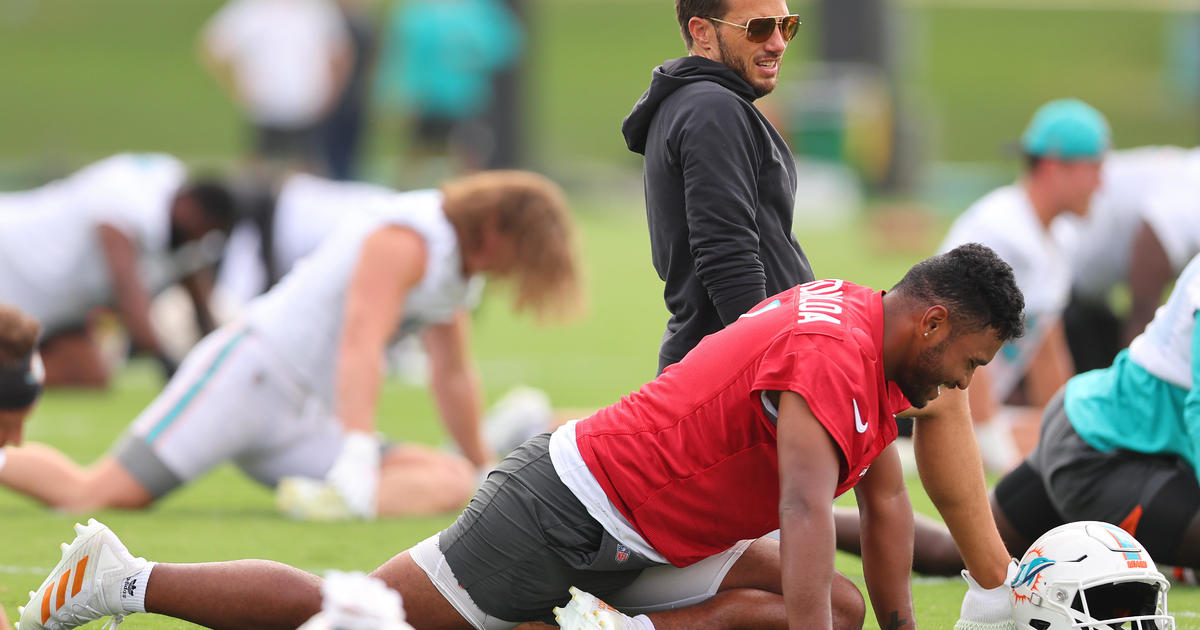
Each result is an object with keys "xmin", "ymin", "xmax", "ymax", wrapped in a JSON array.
[{"xmin": 796, "ymin": 279, "xmax": 845, "ymax": 326}]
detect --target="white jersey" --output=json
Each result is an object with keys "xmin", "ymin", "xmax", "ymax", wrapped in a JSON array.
[
  {"xmin": 216, "ymin": 174, "xmax": 391, "ymax": 305},
  {"xmin": 0, "ymin": 153, "xmax": 186, "ymax": 333},
  {"xmin": 939, "ymin": 184, "xmax": 1070, "ymax": 401},
  {"xmin": 245, "ymin": 189, "xmax": 473, "ymax": 402},
  {"xmin": 1128, "ymin": 253, "xmax": 1200, "ymax": 389},
  {"xmin": 201, "ymin": 0, "xmax": 349, "ymax": 127},
  {"xmin": 1053, "ymin": 146, "xmax": 1200, "ymax": 301}
]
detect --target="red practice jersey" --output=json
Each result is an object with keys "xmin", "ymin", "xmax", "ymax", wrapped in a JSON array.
[{"xmin": 574, "ymin": 280, "xmax": 911, "ymax": 566}]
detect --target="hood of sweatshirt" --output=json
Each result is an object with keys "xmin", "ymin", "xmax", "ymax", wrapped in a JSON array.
[{"xmin": 621, "ymin": 56, "xmax": 759, "ymax": 155}]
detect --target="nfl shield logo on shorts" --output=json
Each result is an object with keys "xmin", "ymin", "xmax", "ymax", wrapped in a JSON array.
[{"xmin": 615, "ymin": 543, "xmax": 630, "ymax": 564}]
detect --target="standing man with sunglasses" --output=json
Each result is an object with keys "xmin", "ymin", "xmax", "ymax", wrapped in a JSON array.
[{"xmin": 623, "ymin": 0, "xmax": 813, "ymax": 374}]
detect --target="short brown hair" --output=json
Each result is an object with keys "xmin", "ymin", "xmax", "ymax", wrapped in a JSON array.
[
  {"xmin": 0, "ymin": 304, "xmax": 40, "ymax": 365},
  {"xmin": 441, "ymin": 171, "xmax": 585, "ymax": 321},
  {"xmin": 677, "ymin": 0, "xmax": 726, "ymax": 49}
]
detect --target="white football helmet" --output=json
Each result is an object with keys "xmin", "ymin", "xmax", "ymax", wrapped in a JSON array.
[{"xmin": 1010, "ymin": 521, "xmax": 1174, "ymax": 630}]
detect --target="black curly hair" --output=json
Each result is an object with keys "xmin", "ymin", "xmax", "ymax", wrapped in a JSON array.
[
  {"xmin": 891, "ymin": 243, "xmax": 1025, "ymax": 342},
  {"xmin": 182, "ymin": 180, "xmax": 237, "ymax": 229}
]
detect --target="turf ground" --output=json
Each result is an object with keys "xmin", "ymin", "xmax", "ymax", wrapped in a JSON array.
[
  {"xmin": 3, "ymin": 202, "xmax": 1199, "ymax": 628},
  {"xmin": 2, "ymin": 0, "xmax": 1199, "ymax": 626}
]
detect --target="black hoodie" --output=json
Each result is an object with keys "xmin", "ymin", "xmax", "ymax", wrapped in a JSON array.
[{"xmin": 622, "ymin": 56, "xmax": 813, "ymax": 372}]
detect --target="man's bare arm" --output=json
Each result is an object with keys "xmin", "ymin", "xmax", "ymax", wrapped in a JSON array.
[
  {"xmin": 335, "ymin": 226, "xmax": 426, "ymax": 434},
  {"xmin": 776, "ymin": 390, "xmax": 842, "ymax": 629},
  {"xmin": 97, "ymin": 224, "xmax": 164, "ymax": 356},
  {"xmin": 1126, "ymin": 220, "xmax": 1174, "ymax": 344},
  {"xmin": 856, "ymin": 444, "xmax": 917, "ymax": 629},
  {"xmin": 902, "ymin": 388, "xmax": 1011, "ymax": 587},
  {"xmin": 421, "ymin": 312, "xmax": 491, "ymax": 470}
]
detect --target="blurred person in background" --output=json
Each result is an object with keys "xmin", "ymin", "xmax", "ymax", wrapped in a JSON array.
[
  {"xmin": 320, "ymin": 0, "xmax": 379, "ymax": 181},
  {"xmin": 212, "ymin": 170, "xmax": 549, "ymax": 406},
  {"xmin": 0, "ymin": 171, "xmax": 583, "ymax": 522},
  {"xmin": 623, "ymin": 0, "xmax": 814, "ymax": 374},
  {"xmin": 214, "ymin": 173, "xmax": 401, "ymax": 311},
  {"xmin": 374, "ymin": 0, "xmax": 523, "ymax": 184},
  {"xmin": 1053, "ymin": 145, "xmax": 1200, "ymax": 372},
  {"xmin": 0, "ymin": 304, "xmax": 42, "ymax": 630},
  {"xmin": 199, "ymin": 0, "xmax": 353, "ymax": 175},
  {"xmin": 0, "ymin": 304, "xmax": 42, "ymax": 451},
  {"xmin": 937, "ymin": 98, "xmax": 1109, "ymax": 471},
  {"xmin": 0, "ymin": 153, "xmax": 235, "ymax": 388}
]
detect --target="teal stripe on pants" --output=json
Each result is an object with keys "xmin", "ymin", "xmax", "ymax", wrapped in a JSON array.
[{"xmin": 145, "ymin": 330, "xmax": 248, "ymax": 444}]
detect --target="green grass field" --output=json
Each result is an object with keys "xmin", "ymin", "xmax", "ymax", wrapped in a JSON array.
[
  {"xmin": 3, "ymin": 203, "xmax": 1199, "ymax": 628},
  {"xmin": 2, "ymin": 0, "xmax": 1200, "ymax": 626}
]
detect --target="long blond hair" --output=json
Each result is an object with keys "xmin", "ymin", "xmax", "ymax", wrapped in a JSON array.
[
  {"xmin": 441, "ymin": 170, "xmax": 584, "ymax": 321},
  {"xmin": 0, "ymin": 304, "xmax": 40, "ymax": 365}
]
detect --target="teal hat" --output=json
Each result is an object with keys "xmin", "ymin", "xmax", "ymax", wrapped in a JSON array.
[{"xmin": 1021, "ymin": 99, "xmax": 1110, "ymax": 160}]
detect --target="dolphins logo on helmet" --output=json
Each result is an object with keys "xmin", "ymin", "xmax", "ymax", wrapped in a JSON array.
[{"xmin": 1010, "ymin": 521, "xmax": 1174, "ymax": 629}]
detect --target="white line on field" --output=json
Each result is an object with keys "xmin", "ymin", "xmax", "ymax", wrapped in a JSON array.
[{"xmin": 0, "ymin": 565, "xmax": 49, "ymax": 575}]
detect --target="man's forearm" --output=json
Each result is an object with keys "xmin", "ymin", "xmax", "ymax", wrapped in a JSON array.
[
  {"xmin": 693, "ymin": 245, "xmax": 767, "ymax": 325},
  {"xmin": 915, "ymin": 417, "xmax": 1010, "ymax": 587},
  {"xmin": 780, "ymin": 508, "xmax": 835, "ymax": 629},
  {"xmin": 430, "ymin": 365, "xmax": 489, "ymax": 468},
  {"xmin": 859, "ymin": 496, "xmax": 916, "ymax": 629},
  {"xmin": 711, "ymin": 282, "xmax": 768, "ymax": 324},
  {"xmin": 183, "ymin": 271, "xmax": 218, "ymax": 335},
  {"xmin": 335, "ymin": 338, "xmax": 384, "ymax": 434},
  {"xmin": 686, "ymin": 206, "xmax": 768, "ymax": 325},
  {"xmin": 113, "ymin": 281, "xmax": 163, "ymax": 354},
  {"xmin": 1126, "ymin": 221, "xmax": 1172, "ymax": 345}
]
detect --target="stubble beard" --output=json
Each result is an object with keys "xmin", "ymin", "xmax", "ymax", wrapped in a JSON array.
[
  {"xmin": 715, "ymin": 32, "xmax": 774, "ymax": 99},
  {"xmin": 898, "ymin": 342, "xmax": 947, "ymax": 409}
]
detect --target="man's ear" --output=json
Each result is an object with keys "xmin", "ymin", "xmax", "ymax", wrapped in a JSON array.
[
  {"xmin": 920, "ymin": 304, "xmax": 950, "ymax": 341},
  {"xmin": 688, "ymin": 16, "xmax": 718, "ymax": 57}
]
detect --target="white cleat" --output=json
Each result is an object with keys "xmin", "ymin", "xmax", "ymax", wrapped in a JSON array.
[
  {"xmin": 553, "ymin": 586, "xmax": 634, "ymax": 630},
  {"xmin": 277, "ymin": 476, "xmax": 357, "ymax": 522},
  {"xmin": 483, "ymin": 386, "xmax": 552, "ymax": 455},
  {"xmin": 17, "ymin": 518, "xmax": 146, "ymax": 630}
]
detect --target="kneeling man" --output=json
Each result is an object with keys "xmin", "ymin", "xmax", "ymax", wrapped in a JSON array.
[{"xmin": 22, "ymin": 244, "xmax": 1024, "ymax": 630}]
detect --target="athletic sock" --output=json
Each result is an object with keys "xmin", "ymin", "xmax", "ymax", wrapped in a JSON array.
[
  {"xmin": 119, "ymin": 562, "xmax": 155, "ymax": 613},
  {"xmin": 631, "ymin": 614, "xmax": 655, "ymax": 630},
  {"xmin": 0, "ymin": 447, "xmax": 7, "ymax": 474}
]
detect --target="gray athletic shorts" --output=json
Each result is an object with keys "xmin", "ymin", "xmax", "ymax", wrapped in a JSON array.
[
  {"xmin": 112, "ymin": 325, "xmax": 342, "ymax": 497},
  {"xmin": 997, "ymin": 389, "xmax": 1200, "ymax": 560},
  {"xmin": 412, "ymin": 433, "xmax": 758, "ymax": 628}
]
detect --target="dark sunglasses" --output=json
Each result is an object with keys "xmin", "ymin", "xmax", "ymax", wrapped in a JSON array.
[{"xmin": 707, "ymin": 14, "xmax": 802, "ymax": 43}]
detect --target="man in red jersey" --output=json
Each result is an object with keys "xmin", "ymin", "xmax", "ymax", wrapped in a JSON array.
[{"xmin": 22, "ymin": 244, "xmax": 1025, "ymax": 630}]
